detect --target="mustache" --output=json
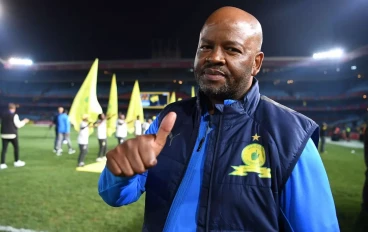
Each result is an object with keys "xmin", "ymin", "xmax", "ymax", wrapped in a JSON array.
[{"xmin": 200, "ymin": 65, "xmax": 229, "ymax": 77}]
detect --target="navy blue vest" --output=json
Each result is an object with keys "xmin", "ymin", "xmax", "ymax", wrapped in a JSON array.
[
  {"xmin": 0, "ymin": 111, "xmax": 17, "ymax": 135},
  {"xmin": 143, "ymin": 80, "xmax": 319, "ymax": 232}
]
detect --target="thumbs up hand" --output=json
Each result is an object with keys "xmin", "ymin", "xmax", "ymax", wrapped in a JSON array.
[{"xmin": 106, "ymin": 112, "xmax": 177, "ymax": 177}]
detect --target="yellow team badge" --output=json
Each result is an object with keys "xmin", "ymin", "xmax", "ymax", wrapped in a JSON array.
[{"xmin": 229, "ymin": 134, "xmax": 271, "ymax": 178}]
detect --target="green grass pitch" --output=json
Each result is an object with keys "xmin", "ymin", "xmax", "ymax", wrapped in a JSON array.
[{"xmin": 0, "ymin": 125, "xmax": 366, "ymax": 232}]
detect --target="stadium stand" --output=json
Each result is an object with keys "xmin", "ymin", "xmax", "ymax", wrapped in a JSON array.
[{"xmin": 0, "ymin": 45, "xmax": 367, "ymax": 137}]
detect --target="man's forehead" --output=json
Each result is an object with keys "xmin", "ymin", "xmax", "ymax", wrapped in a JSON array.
[
  {"xmin": 200, "ymin": 21, "xmax": 257, "ymax": 41},
  {"xmin": 203, "ymin": 20, "xmax": 253, "ymax": 31}
]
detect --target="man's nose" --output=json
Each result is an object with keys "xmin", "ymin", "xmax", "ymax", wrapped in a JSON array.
[{"xmin": 207, "ymin": 47, "xmax": 226, "ymax": 65}]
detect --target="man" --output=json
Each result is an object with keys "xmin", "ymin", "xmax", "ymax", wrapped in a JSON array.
[
  {"xmin": 51, "ymin": 107, "xmax": 64, "ymax": 152},
  {"xmin": 359, "ymin": 124, "xmax": 366, "ymax": 142},
  {"xmin": 320, "ymin": 122, "xmax": 328, "ymax": 153},
  {"xmin": 98, "ymin": 7, "xmax": 339, "ymax": 231},
  {"xmin": 0, "ymin": 103, "xmax": 29, "ymax": 169},
  {"xmin": 345, "ymin": 125, "xmax": 351, "ymax": 142},
  {"xmin": 55, "ymin": 109, "xmax": 75, "ymax": 156},
  {"xmin": 94, "ymin": 113, "xmax": 108, "ymax": 162},
  {"xmin": 142, "ymin": 118, "xmax": 150, "ymax": 135},
  {"xmin": 116, "ymin": 113, "xmax": 128, "ymax": 144},
  {"xmin": 77, "ymin": 114, "xmax": 92, "ymax": 167},
  {"xmin": 134, "ymin": 115, "xmax": 142, "ymax": 136}
]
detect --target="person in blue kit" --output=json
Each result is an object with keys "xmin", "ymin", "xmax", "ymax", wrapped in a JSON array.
[
  {"xmin": 55, "ymin": 109, "xmax": 76, "ymax": 156},
  {"xmin": 51, "ymin": 107, "xmax": 64, "ymax": 153},
  {"xmin": 98, "ymin": 6, "xmax": 340, "ymax": 232}
]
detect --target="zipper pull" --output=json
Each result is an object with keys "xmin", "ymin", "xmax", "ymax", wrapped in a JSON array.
[{"xmin": 197, "ymin": 137, "xmax": 205, "ymax": 152}]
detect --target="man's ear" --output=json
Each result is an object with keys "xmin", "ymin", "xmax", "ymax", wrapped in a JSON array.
[{"xmin": 252, "ymin": 52, "xmax": 264, "ymax": 76}]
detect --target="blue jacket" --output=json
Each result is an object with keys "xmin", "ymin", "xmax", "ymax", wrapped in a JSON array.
[
  {"xmin": 57, "ymin": 113, "xmax": 70, "ymax": 133},
  {"xmin": 98, "ymin": 79, "xmax": 339, "ymax": 231}
]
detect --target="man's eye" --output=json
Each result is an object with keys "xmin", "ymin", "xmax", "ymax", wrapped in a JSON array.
[
  {"xmin": 200, "ymin": 46, "xmax": 211, "ymax": 50},
  {"xmin": 227, "ymin": 47, "xmax": 241, "ymax": 53}
]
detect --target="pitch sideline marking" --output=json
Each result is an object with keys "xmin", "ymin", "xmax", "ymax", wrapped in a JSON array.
[{"xmin": 0, "ymin": 225, "xmax": 46, "ymax": 232}]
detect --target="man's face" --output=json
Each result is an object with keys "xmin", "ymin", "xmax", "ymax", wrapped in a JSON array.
[{"xmin": 194, "ymin": 21, "xmax": 261, "ymax": 101}]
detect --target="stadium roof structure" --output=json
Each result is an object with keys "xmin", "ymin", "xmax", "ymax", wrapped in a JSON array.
[{"xmin": 1, "ymin": 45, "xmax": 367, "ymax": 71}]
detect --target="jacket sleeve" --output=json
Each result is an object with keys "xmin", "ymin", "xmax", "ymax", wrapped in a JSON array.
[
  {"xmin": 98, "ymin": 116, "xmax": 160, "ymax": 207},
  {"xmin": 280, "ymin": 138, "xmax": 340, "ymax": 232},
  {"xmin": 13, "ymin": 114, "xmax": 26, "ymax": 128}
]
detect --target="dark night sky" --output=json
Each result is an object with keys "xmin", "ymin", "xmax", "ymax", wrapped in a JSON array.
[{"xmin": 0, "ymin": 0, "xmax": 367, "ymax": 62}]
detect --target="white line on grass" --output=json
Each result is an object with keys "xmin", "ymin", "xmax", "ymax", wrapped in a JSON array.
[{"xmin": 0, "ymin": 225, "xmax": 46, "ymax": 232}]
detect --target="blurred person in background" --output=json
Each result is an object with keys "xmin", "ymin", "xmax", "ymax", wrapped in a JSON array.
[
  {"xmin": 62, "ymin": 109, "xmax": 70, "ymax": 145},
  {"xmin": 95, "ymin": 113, "xmax": 108, "ymax": 162},
  {"xmin": 98, "ymin": 6, "xmax": 339, "ymax": 231},
  {"xmin": 116, "ymin": 113, "xmax": 128, "ymax": 144},
  {"xmin": 320, "ymin": 122, "xmax": 328, "ymax": 153},
  {"xmin": 345, "ymin": 124, "xmax": 351, "ymax": 142},
  {"xmin": 56, "ymin": 109, "xmax": 76, "ymax": 156},
  {"xmin": 147, "ymin": 118, "xmax": 153, "ymax": 127},
  {"xmin": 359, "ymin": 123, "xmax": 366, "ymax": 142},
  {"xmin": 77, "ymin": 114, "xmax": 92, "ymax": 167},
  {"xmin": 134, "ymin": 115, "xmax": 142, "ymax": 136},
  {"xmin": 0, "ymin": 103, "xmax": 29, "ymax": 169},
  {"xmin": 51, "ymin": 107, "xmax": 64, "ymax": 152},
  {"xmin": 142, "ymin": 118, "xmax": 150, "ymax": 135},
  {"xmin": 94, "ymin": 113, "xmax": 115, "ymax": 161},
  {"xmin": 332, "ymin": 126, "xmax": 341, "ymax": 141}
]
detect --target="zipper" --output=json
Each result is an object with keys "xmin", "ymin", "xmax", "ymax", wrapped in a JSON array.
[
  {"xmin": 205, "ymin": 114, "xmax": 223, "ymax": 232},
  {"xmin": 162, "ymin": 119, "xmax": 210, "ymax": 232},
  {"xmin": 197, "ymin": 123, "xmax": 210, "ymax": 152}
]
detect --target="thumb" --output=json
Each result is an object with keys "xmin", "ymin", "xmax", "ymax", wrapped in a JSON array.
[{"xmin": 154, "ymin": 112, "xmax": 177, "ymax": 151}]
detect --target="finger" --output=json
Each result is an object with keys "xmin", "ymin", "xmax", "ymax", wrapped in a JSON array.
[
  {"xmin": 137, "ymin": 136, "xmax": 158, "ymax": 168},
  {"xmin": 126, "ymin": 148, "xmax": 147, "ymax": 174},
  {"xmin": 154, "ymin": 112, "xmax": 177, "ymax": 150},
  {"xmin": 106, "ymin": 153, "xmax": 123, "ymax": 176},
  {"xmin": 116, "ymin": 154, "xmax": 135, "ymax": 177},
  {"xmin": 108, "ymin": 145, "xmax": 135, "ymax": 177}
]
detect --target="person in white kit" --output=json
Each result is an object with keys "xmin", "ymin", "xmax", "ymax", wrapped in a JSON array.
[
  {"xmin": 134, "ymin": 115, "xmax": 142, "ymax": 136},
  {"xmin": 142, "ymin": 118, "xmax": 151, "ymax": 135},
  {"xmin": 116, "ymin": 113, "xmax": 127, "ymax": 144},
  {"xmin": 94, "ymin": 113, "xmax": 108, "ymax": 162},
  {"xmin": 77, "ymin": 114, "xmax": 92, "ymax": 167}
]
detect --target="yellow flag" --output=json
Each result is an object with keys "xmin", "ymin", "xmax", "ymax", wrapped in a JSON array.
[
  {"xmin": 106, "ymin": 74, "xmax": 118, "ymax": 137},
  {"xmin": 68, "ymin": 59, "xmax": 102, "ymax": 135},
  {"xmin": 126, "ymin": 80, "xmax": 144, "ymax": 134},
  {"xmin": 169, "ymin": 91, "xmax": 176, "ymax": 103},
  {"xmin": 191, "ymin": 86, "xmax": 195, "ymax": 97}
]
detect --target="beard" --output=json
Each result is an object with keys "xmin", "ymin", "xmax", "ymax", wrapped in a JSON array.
[
  {"xmin": 195, "ymin": 74, "xmax": 232, "ymax": 100},
  {"xmin": 194, "ymin": 67, "xmax": 253, "ymax": 102}
]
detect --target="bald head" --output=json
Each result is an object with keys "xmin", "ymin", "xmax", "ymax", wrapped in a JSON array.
[{"xmin": 202, "ymin": 6, "xmax": 263, "ymax": 51}]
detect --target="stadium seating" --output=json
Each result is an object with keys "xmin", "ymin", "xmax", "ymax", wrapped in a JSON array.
[{"xmin": 0, "ymin": 55, "xmax": 367, "ymax": 128}]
